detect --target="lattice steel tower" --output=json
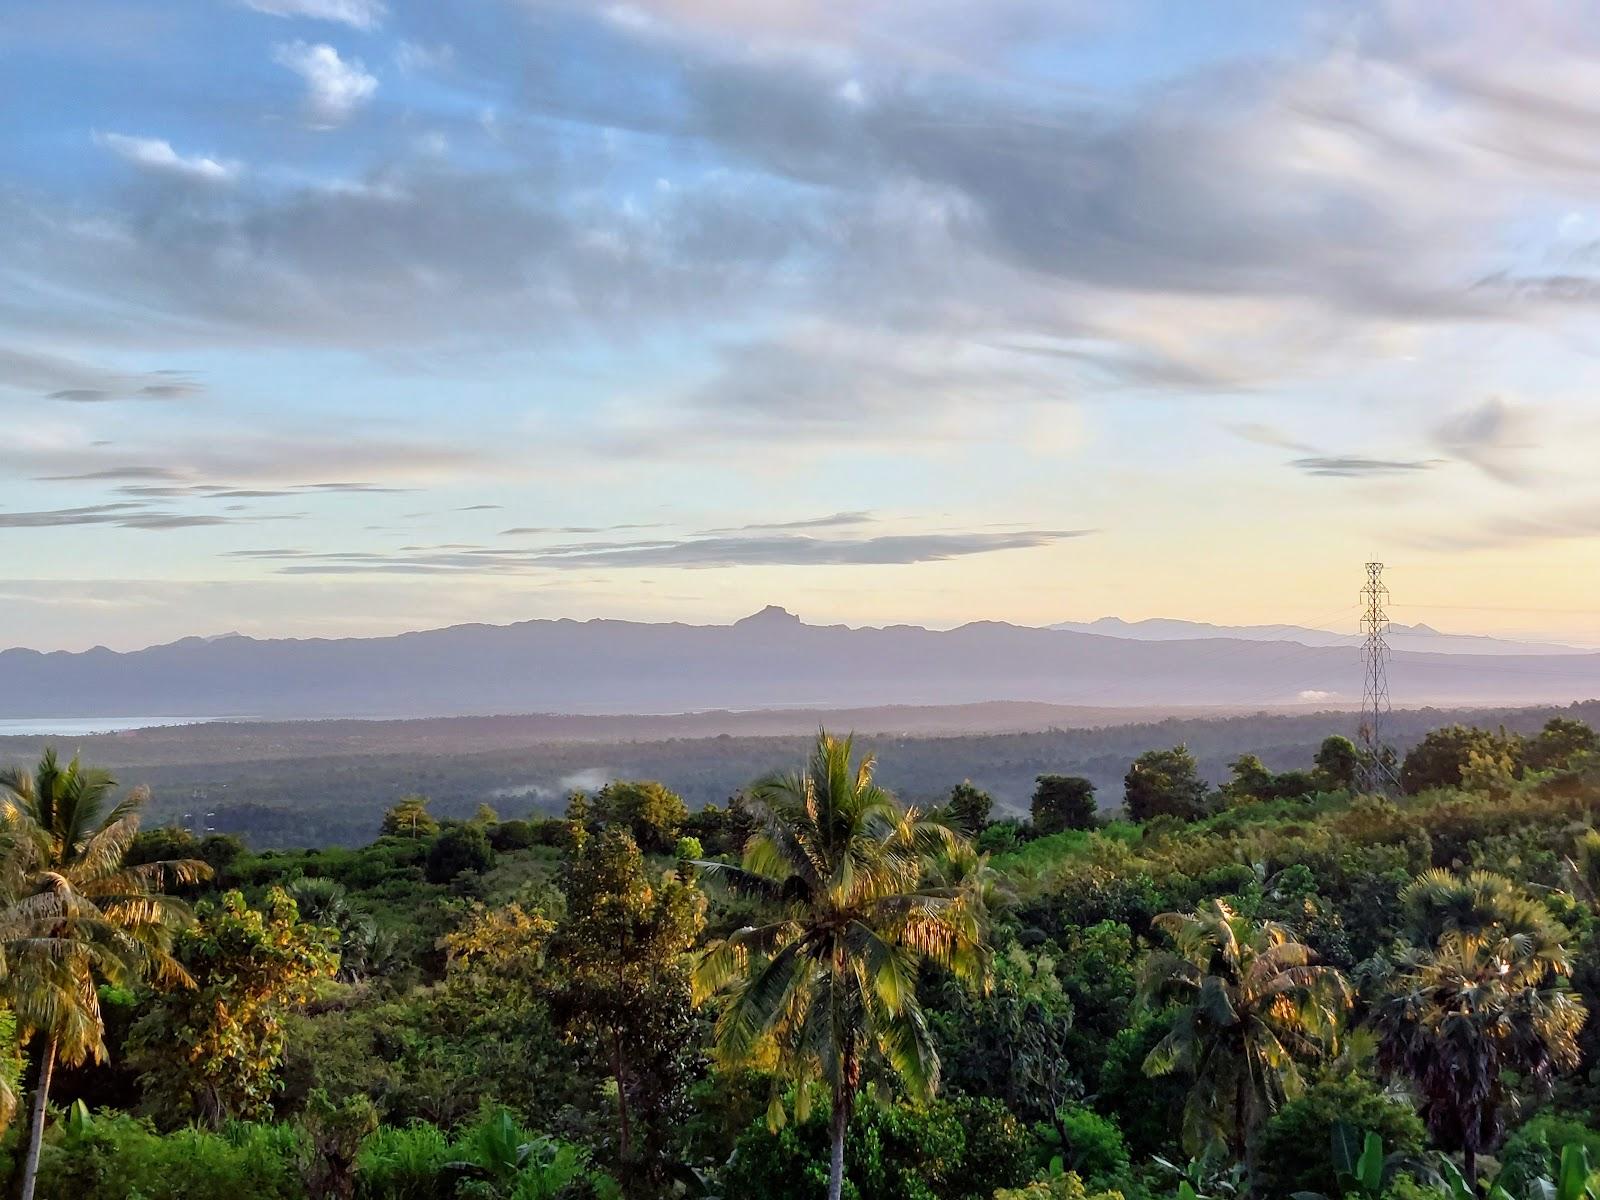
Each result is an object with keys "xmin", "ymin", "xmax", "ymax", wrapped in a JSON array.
[{"xmin": 1358, "ymin": 562, "xmax": 1398, "ymax": 792}]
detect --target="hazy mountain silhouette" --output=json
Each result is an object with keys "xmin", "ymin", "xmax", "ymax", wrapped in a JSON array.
[
  {"xmin": 1050, "ymin": 616, "xmax": 1588, "ymax": 656},
  {"xmin": 3, "ymin": 608, "xmax": 1599, "ymax": 720}
]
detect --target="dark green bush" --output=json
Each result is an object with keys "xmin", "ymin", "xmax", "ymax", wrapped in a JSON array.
[{"xmin": 1251, "ymin": 1077, "xmax": 1427, "ymax": 1199}]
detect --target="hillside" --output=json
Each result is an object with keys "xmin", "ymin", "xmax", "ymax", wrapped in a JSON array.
[{"xmin": 6, "ymin": 607, "xmax": 1600, "ymax": 720}]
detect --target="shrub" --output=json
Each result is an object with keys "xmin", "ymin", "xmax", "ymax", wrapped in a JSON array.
[
  {"xmin": 1032, "ymin": 777, "xmax": 1098, "ymax": 836},
  {"xmin": 995, "ymin": 1170, "xmax": 1125, "ymax": 1200},
  {"xmin": 1252, "ymin": 1077, "xmax": 1427, "ymax": 1199},
  {"xmin": 1049, "ymin": 1104, "xmax": 1129, "ymax": 1187},
  {"xmin": 425, "ymin": 825, "xmax": 494, "ymax": 884},
  {"xmin": 592, "ymin": 780, "xmax": 688, "ymax": 853},
  {"xmin": 31, "ymin": 1111, "xmax": 303, "ymax": 1200},
  {"xmin": 489, "ymin": 819, "xmax": 537, "ymax": 852},
  {"xmin": 723, "ymin": 1097, "xmax": 1032, "ymax": 1200},
  {"xmin": 1498, "ymin": 1114, "xmax": 1600, "ymax": 1190}
]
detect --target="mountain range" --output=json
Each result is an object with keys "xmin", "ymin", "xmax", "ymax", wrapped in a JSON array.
[
  {"xmin": 3, "ymin": 606, "xmax": 1599, "ymax": 722},
  {"xmin": 1049, "ymin": 616, "xmax": 1589, "ymax": 656}
]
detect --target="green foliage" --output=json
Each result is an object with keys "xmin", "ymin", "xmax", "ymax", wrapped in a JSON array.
[
  {"xmin": 1526, "ymin": 718, "xmax": 1600, "ymax": 774},
  {"xmin": 1499, "ymin": 1117, "xmax": 1600, "ymax": 1197},
  {"xmin": 591, "ymin": 781, "xmax": 689, "ymax": 854},
  {"xmin": 548, "ymin": 827, "xmax": 705, "ymax": 1192},
  {"xmin": 30, "ymin": 1110, "xmax": 303, "ymax": 1200},
  {"xmin": 298, "ymin": 1088, "xmax": 378, "ymax": 1200},
  {"xmin": 1095, "ymin": 1011, "xmax": 1186, "ymax": 1160},
  {"xmin": 354, "ymin": 1107, "xmax": 608, "ymax": 1200},
  {"xmin": 1124, "ymin": 746, "xmax": 1210, "ymax": 823},
  {"xmin": 1253, "ymin": 1077, "xmax": 1426, "ymax": 1198},
  {"xmin": 426, "ymin": 825, "xmax": 495, "ymax": 884},
  {"xmin": 1032, "ymin": 777, "xmax": 1098, "ymax": 836},
  {"xmin": 128, "ymin": 888, "xmax": 338, "ymax": 1128},
  {"xmin": 1314, "ymin": 737, "xmax": 1361, "ymax": 791},
  {"xmin": 1045, "ymin": 1103, "xmax": 1130, "ymax": 1187},
  {"xmin": 1374, "ymin": 870, "xmax": 1588, "ymax": 1179},
  {"xmin": 723, "ymin": 1096, "xmax": 1033, "ymax": 1200},
  {"xmin": 381, "ymin": 795, "xmax": 437, "ymax": 840},
  {"xmin": 1140, "ymin": 900, "xmax": 1351, "ymax": 1159},
  {"xmin": 993, "ymin": 1169, "xmax": 1125, "ymax": 1200},
  {"xmin": 949, "ymin": 782, "xmax": 996, "ymax": 834},
  {"xmin": 932, "ymin": 944, "xmax": 1075, "ymax": 1124},
  {"xmin": 1400, "ymin": 726, "xmax": 1523, "ymax": 796},
  {"xmin": 695, "ymin": 731, "xmax": 989, "ymax": 1200}
]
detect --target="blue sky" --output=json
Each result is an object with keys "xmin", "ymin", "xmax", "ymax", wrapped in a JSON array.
[{"xmin": 6, "ymin": 1, "xmax": 1600, "ymax": 650}]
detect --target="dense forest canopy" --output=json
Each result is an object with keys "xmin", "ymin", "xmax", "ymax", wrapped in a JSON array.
[
  {"xmin": 0, "ymin": 714, "xmax": 1598, "ymax": 1198},
  {"xmin": 14, "ymin": 700, "xmax": 1600, "ymax": 849}
]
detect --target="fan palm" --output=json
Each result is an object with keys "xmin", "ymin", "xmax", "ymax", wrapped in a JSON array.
[
  {"xmin": 0, "ymin": 749, "xmax": 209, "ymax": 1200},
  {"xmin": 693, "ymin": 732, "xmax": 988, "ymax": 1200},
  {"xmin": 1141, "ymin": 899, "xmax": 1351, "ymax": 1165},
  {"xmin": 1375, "ymin": 870, "xmax": 1587, "ymax": 1191}
]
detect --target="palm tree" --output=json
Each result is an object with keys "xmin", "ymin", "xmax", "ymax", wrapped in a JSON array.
[
  {"xmin": 1375, "ymin": 870, "xmax": 1587, "ymax": 1192},
  {"xmin": 1140, "ymin": 899, "xmax": 1351, "ymax": 1165},
  {"xmin": 0, "ymin": 749, "xmax": 209, "ymax": 1200},
  {"xmin": 693, "ymin": 732, "xmax": 988, "ymax": 1200}
]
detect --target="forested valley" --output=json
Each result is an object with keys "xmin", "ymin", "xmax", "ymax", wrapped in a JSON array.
[{"xmin": 0, "ymin": 716, "xmax": 1598, "ymax": 1200}]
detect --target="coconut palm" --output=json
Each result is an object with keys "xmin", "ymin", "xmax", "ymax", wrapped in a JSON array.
[
  {"xmin": 1375, "ymin": 870, "xmax": 1587, "ymax": 1192},
  {"xmin": 1140, "ymin": 899, "xmax": 1351, "ymax": 1165},
  {"xmin": 0, "ymin": 749, "xmax": 209, "ymax": 1200},
  {"xmin": 693, "ymin": 731, "xmax": 988, "ymax": 1200}
]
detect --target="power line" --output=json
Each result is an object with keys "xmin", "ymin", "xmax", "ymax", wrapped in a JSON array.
[{"xmin": 1359, "ymin": 563, "xmax": 1400, "ymax": 793}]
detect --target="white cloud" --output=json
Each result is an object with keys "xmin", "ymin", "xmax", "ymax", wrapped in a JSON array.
[
  {"xmin": 273, "ymin": 41, "xmax": 377, "ymax": 126},
  {"xmin": 93, "ymin": 133, "xmax": 237, "ymax": 183},
  {"xmin": 394, "ymin": 40, "xmax": 453, "ymax": 73},
  {"xmin": 243, "ymin": 0, "xmax": 385, "ymax": 30}
]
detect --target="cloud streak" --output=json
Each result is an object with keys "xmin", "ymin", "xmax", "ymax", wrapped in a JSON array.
[
  {"xmin": 93, "ymin": 133, "xmax": 237, "ymax": 183},
  {"xmin": 232, "ymin": 528, "xmax": 1094, "ymax": 574}
]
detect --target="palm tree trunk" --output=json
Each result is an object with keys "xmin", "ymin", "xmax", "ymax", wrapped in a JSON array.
[
  {"xmin": 1463, "ymin": 1147, "xmax": 1479, "ymax": 1198},
  {"xmin": 15, "ymin": 1035, "xmax": 56, "ymax": 1200},
  {"xmin": 828, "ymin": 1082, "xmax": 850, "ymax": 1200}
]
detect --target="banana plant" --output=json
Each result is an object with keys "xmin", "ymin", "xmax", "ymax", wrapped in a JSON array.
[
  {"xmin": 1490, "ymin": 1145, "xmax": 1599, "ymax": 1200},
  {"xmin": 1293, "ymin": 1126, "xmax": 1442, "ymax": 1200}
]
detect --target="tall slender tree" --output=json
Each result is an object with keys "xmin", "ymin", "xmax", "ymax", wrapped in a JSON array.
[
  {"xmin": 1375, "ymin": 870, "xmax": 1587, "ymax": 1191},
  {"xmin": 693, "ymin": 731, "xmax": 989, "ymax": 1200},
  {"xmin": 0, "ymin": 749, "xmax": 208, "ymax": 1200},
  {"xmin": 1141, "ymin": 899, "xmax": 1350, "ymax": 1165}
]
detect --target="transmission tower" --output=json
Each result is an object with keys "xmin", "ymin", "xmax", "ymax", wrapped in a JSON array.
[{"xmin": 1358, "ymin": 562, "xmax": 1399, "ymax": 793}]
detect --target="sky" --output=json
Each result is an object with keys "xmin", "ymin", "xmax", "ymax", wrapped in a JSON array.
[{"xmin": 7, "ymin": 1, "xmax": 1600, "ymax": 651}]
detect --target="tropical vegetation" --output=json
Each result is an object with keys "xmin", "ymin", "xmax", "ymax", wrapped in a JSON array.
[{"xmin": 0, "ymin": 714, "xmax": 1595, "ymax": 1198}]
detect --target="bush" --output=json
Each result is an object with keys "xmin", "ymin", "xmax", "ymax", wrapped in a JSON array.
[
  {"xmin": 1032, "ymin": 777, "xmax": 1098, "ymax": 836},
  {"xmin": 425, "ymin": 825, "xmax": 494, "ymax": 884},
  {"xmin": 488, "ymin": 819, "xmax": 537, "ymax": 852},
  {"xmin": 723, "ymin": 1097, "xmax": 1032, "ymax": 1200},
  {"xmin": 1123, "ymin": 746, "xmax": 1209, "ymax": 823},
  {"xmin": 31, "ymin": 1111, "xmax": 303, "ymax": 1200},
  {"xmin": 1049, "ymin": 1104, "xmax": 1129, "ymax": 1187},
  {"xmin": 1497, "ymin": 1114, "xmax": 1600, "ymax": 1190},
  {"xmin": 994, "ymin": 1171, "xmax": 1125, "ymax": 1200},
  {"xmin": 978, "ymin": 820, "xmax": 1026, "ymax": 856},
  {"xmin": 1252, "ymin": 1077, "xmax": 1427, "ymax": 1199},
  {"xmin": 592, "ymin": 780, "xmax": 688, "ymax": 853}
]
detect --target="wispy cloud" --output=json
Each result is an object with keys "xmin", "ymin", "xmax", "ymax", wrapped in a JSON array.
[
  {"xmin": 93, "ymin": 133, "xmax": 237, "ymax": 183},
  {"xmin": 243, "ymin": 0, "xmax": 385, "ymax": 30},
  {"xmin": 1290, "ymin": 456, "xmax": 1444, "ymax": 478},
  {"xmin": 273, "ymin": 41, "xmax": 377, "ymax": 126},
  {"xmin": 0, "ymin": 504, "xmax": 298, "ymax": 531},
  {"xmin": 702, "ymin": 511, "xmax": 875, "ymax": 534},
  {"xmin": 234, "ymin": 528, "xmax": 1094, "ymax": 574},
  {"xmin": 1433, "ymin": 397, "xmax": 1538, "ymax": 485}
]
